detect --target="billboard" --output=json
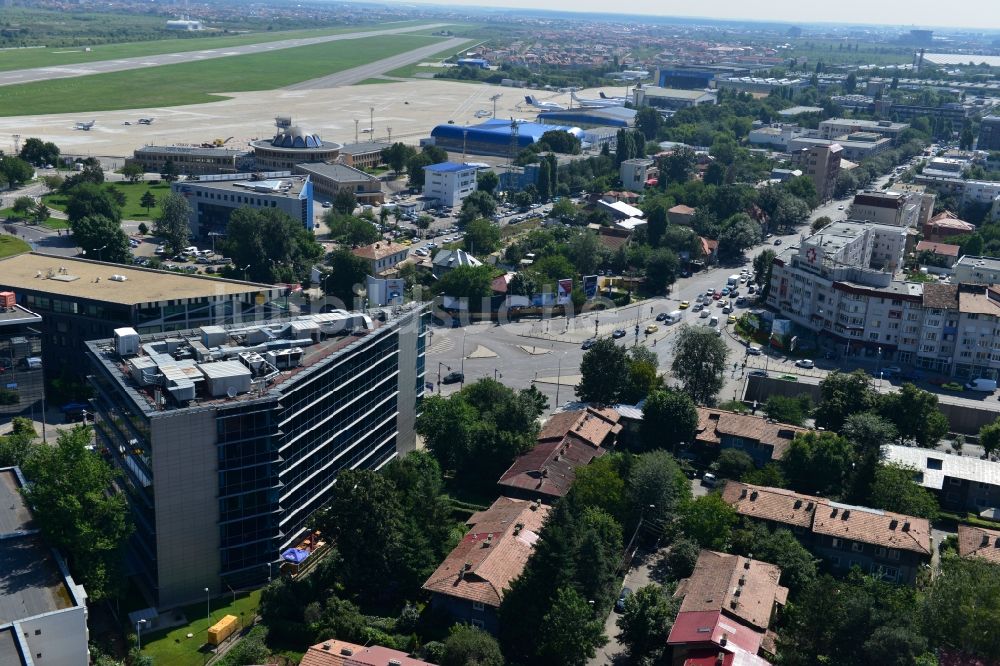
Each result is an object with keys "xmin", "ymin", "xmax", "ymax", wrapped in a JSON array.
[
  {"xmin": 582, "ymin": 275, "xmax": 598, "ymax": 300},
  {"xmin": 385, "ymin": 278, "xmax": 405, "ymax": 305},
  {"xmin": 557, "ymin": 279, "xmax": 573, "ymax": 305}
]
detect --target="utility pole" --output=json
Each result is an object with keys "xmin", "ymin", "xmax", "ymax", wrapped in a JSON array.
[
  {"xmin": 354, "ymin": 119, "xmax": 359, "ymax": 144},
  {"xmin": 489, "ymin": 93, "xmax": 502, "ymax": 118},
  {"xmin": 387, "ymin": 127, "xmax": 392, "ymax": 144},
  {"xmin": 369, "ymin": 107, "xmax": 375, "ymax": 142}
]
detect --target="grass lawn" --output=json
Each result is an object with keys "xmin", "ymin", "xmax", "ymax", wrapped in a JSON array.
[
  {"xmin": 0, "ymin": 207, "xmax": 67, "ymax": 229},
  {"xmin": 355, "ymin": 77, "xmax": 394, "ymax": 85},
  {"xmin": 43, "ymin": 182, "xmax": 172, "ymax": 220},
  {"xmin": 0, "ymin": 21, "xmax": 430, "ymax": 72},
  {"xmin": 384, "ymin": 40, "xmax": 475, "ymax": 78},
  {"xmin": 0, "ymin": 34, "xmax": 442, "ymax": 115},
  {"xmin": 139, "ymin": 589, "xmax": 262, "ymax": 666},
  {"xmin": 0, "ymin": 235, "xmax": 31, "ymax": 258}
]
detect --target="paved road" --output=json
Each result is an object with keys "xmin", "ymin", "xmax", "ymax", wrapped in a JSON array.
[
  {"xmin": 0, "ymin": 23, "xmax": 448, "ymax": 87},
  {"xmin": 285, "ymin": 37, "xmax": 469, "ymax": 90}
]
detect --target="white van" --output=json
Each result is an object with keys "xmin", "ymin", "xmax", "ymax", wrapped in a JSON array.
[
  {"xmin": 727, "ymin": 274, "xmax": 740, "ymax": 287},
  {"xmin": 709, "ymin": 315, "xmax": 719, "ymax": 327},
  {"xmin": 665, "ymin": 310, "xmax": 683, "ymax": 325},
  {"xmin": 966, "ymin": 378, "xmax": 998, "ymax": 392}
]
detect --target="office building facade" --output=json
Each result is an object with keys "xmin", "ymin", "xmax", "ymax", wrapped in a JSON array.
[
  {"xmin": 86, "ymin": 307, "xmax": 427, "ymax": 608},
  {"xmin": 979, "ymin": 116, "xmax": 1000, "ymax": 151},
  {"xmin": 0, "ymin": 299, "xmax": 43, "ymax": 422},
  {"xmin": 294, "ymin": 162, "xmax": 384, "ymax": 205},
  {"xmin": 125, "ymin": 145, "xmax": 251, "ymax": 176},
  {"xmin": 423, "ymin": 162, "xmax": 477, "ymax": 207}
]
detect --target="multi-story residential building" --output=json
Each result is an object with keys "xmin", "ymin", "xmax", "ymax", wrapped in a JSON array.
[
  {"xmin": 294, "ymin": 162, "xmax": 384, "ymax": 206},
  {"xmin": 619, "ymin": 158, "xmax": 655, "ymax": 192},
  {"xmin": 422, "ymin": 162, "xmax": 477, "ymax": 208},
  {"xmin": 125, "ymin": 145, "xmax": 252, "ymax": 176},
  {"xmin": 300, "ymin": 639, "xmax": 436, "ymax": 666},
  {"xmin": 667, "ymin": 550, "xmax": 787, "ymax": 665},
  {"xmin": 884, "ymin": 444, "xmax": 1000, "ymax": 513},
  {"xmin": 0, "ymin": 298, "xmax": 43, "ymax": 422},
  {"xmin": 892, "ymin": 183, "xmax": 936, "ymax": 228},
  {"xmin": 953, "ymin": 255, "xmax": 1000, "ymax": 285},
  {"xmin": 422, "ymin": 497, "xmax": 549, "ymax": 634},
  {"xmin": 0, "ymin": 253, "xmax": 283, "ymax": 375},
  {"xmin": 171, "ymin": 173, "xmax": 313, "ymax": 239},
  {"xmin": 789, "ymin": 142, "xmax": 841, "ymax": 201},
  {"xmin": 819, "ymin": 118, "xmax": 909, "ymax": 145},
  {"xmin": 790, "ymin": 134, "xmax": 892, "ymax": 162},
  {"xmin": 350, "ymin": 242, "xmax": 409, "ymax": 276},
  {"xmin": 694, "ymin": 407, "xmax": 807, "ymax": 466},
  {"xmin": 723, "ymin": 482, "xmax": 932, "ymax": 584},
  {"xmin": 851, "ymin": 191, "xmax": 922, "ymax": 228},
  {"xmin": 85, "ymin": 307, "xmax": 427, "ymax": 607},
  {"xmin": 889, "ymin": 102, "xmax": 974, "ymax": 130},
  {"xmin": 957, "ymin": 524, "xmax": 1000, "ymax": 563},
  {"xmin": 498, "ymin": 407, "xmax": 621, "ymax": 502},
  {"xmin": 1, "ymin": 466, "xmax": 89, "ymax": 666},
  {"xmin": 979, "ymin": 115, "xmax": 1000, "ymax": 151}
]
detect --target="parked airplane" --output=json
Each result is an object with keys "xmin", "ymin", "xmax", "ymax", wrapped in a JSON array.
[
  {"xmin": 74, "ymin": 120, "xmax": 96, "ymax": 130},
  {"xmin": 138, "ymin": 117, "xmax": 155, "ymax": 125},
  {"xmin": 571, "ymin": 91, "xmax": 626, "ymax": 108},
  {"xmin": 523, "ymin": 95, "xmax": 566, "ymax": 111}
]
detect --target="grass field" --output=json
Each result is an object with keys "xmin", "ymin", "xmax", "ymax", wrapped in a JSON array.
[
  {"xmin": 0, "ymin": 35, "xmax": 441, "ymax": 116},
  {"xmin": 0, "ymin": 21, "xmax": 430, "ymax": 72},
  {"xmin": 139, "ymin": 589, "xmax": 262, "ymax": 666},
  {"xmin": 43, "ymin": 182, "xmax": 171, "ymax": 220},
  {"xmin": 0, "ymin": 206, "xmax": 67, "ymax": 229},
  {"xmin": 784, "ymin": 39, "xmax": 914, "ymax": 67},
  {"xmin": 355, "ymin": 77, "xmax": 395, "ymax": 85},
  {"xmin": 0, "ymin": 235, "xmax": 31, "ymax": 258},
  {"xmin": 383, "ymin": 39, "xmax": 476, "ymax": 79}
]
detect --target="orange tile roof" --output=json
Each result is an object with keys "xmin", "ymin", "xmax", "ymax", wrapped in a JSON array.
[
  {"xmin": 696, "ymin": 409, "xmax": 806, "ymax": 460},
  {"xmin": 915, "ymin": 240, "xmax": 960, "ymax": 257},
  {"xmin": 351, "ymin": 242, "xmax": 408, "ymax": 261},
  {"xmin": 422, "ymin": 497, "xmax": 550, "ymax": 607},
  {"xmin": 957, "ymin": 524, "xmax": 1000, "ymax": 564},
  {"xmin": 675, "ymin": 550, "xmax": 787, "ymax": 631},
  {"xmin": 538, "ymin": 407, "xmax": 622, "ymax": 448},
  {"xmin": 299, "ymin": 639, "xmax": 437, "ymax": 666},
  {"xmin": 723, "ymin": 482, "xmax": 931, "ymax": 555}
]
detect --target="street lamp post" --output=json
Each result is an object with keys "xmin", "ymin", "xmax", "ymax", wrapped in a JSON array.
[
  {"xmin": 369, "ymin": 107, "xmax": 375, "ymax": 142},
  {"xmin": 205, "ymin": 587, "xmax": 211, "ymax": 625},
  {"xmin": 242, "ymin": 264, "xmax": 251, "ymax": 282},
  {"xmin": 437, "ymin": 362, "xmax": 450, "ymax": 393},
  {"xmin": 136, "ymin": 618, "xmax": 147, "ymax": 651}
]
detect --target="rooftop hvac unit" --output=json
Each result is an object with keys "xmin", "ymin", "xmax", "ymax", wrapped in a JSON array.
[
  {"xmin": 114, "ymin": 327, "xmax": 141, "ymax": 357},
  {"xmin": 0, "ymin": 291, "xmax": 15, "ymax": 310}
]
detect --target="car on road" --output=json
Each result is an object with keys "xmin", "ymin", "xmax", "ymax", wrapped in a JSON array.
[
  {"xmin": 655, "ymin": 312, "xmax": 668, "ymax": 321},
  {"xmin": 838, "ymin": 205, "xmax": 845, "ymax": 210},
  {"xmin": 692, "ymin": 303, "xmax": 703, "ymax": 312},
  {"xmin": 728, "ymin": 314, "xmax": 737, "ymax": 324},
  {"xmin": 414, "ymin": 248, "xmax": 428, "ymax": 257},
  {"xmin": 581, "ymin": 338, "xmax": 596, "ymax": 350},
  {"xmin": 795, "ymin": 359, "xmax": 815, "ymax": 369},
  {"xmin": 612, "ymin": 329, "xmax": 627, "ymax": 339},
  {"xmin": 705, "ymin": 288, "xmax": 715, "ymax": 295},
  {"xmin": 714, "ymin": 327, "xmax": 722, "ymax": 336},
  {"xmin": 747, "ymin": 345, "xmax": 762, "ymax": 355},
  {"xmin": 615, "ymin": 587, "xmax": 633, "ymax": 612},
  {"xmin": 321, "ymin": 201, "xmax": 332, "ymax": 208},
  {"xmin": 774, "ymin": 239, "xmax": 783, "ymax": 246},
  {"xmin": 723, "ymin": 305, "xmax": 733, "ymax": 314},
  {"xmin": 712, "ymin": 291, "xmax": 721, "ymax": 300},
  {"xmin": 748, "ymin": 285, "xmax": 756, "ymax": 294},
  {"xmin": 442, "ymin": 371, "xmax": 465, "ymax": 384},
  {"xmin": 679, "ymin": 300, "xmax": 690, "ymax": 309},
  {"xmin": 749, "ymin": 369, "xmax": 768, "ymax": 377},
  {"xmin": 645, "ymin": 324, "xmax": 659, "ymax": 334}
]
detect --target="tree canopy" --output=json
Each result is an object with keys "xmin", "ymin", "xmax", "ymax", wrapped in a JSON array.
[
  {"xmin": 220, "ymin": 207, "xmax": 323, "ymax": 283},
  {"xmin": 671, "ymin": 325, "xmax": 729, "ymax": 405},
  {"xmin": 640, "ymin": 389, "xmax": 698, "ymax": 453},
  {"xmin": 154, "ymin": 192, "xmax": 192, "ymax": 255}
]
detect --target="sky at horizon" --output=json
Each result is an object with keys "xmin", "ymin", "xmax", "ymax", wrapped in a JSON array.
[{"xmin": 394, "ymin": 1, "xmax": 1000, "ymax": 31}]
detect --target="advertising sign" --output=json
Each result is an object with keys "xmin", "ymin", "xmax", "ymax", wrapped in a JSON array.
[
  {"xmin": 582, "ymin": 275, "xmax": 598, "ymax": 299},
  {"xmin": 557, "ymin": 279, "xmax": 573, "ymax": 305}
]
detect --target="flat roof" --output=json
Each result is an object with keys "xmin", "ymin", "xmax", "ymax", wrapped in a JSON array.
[
  {"xmin": 424, "ymin": 161, "xmax": 476, "ymax": 173},
  {"xmin": 0, "ymin": 628, "xmax": 23, "ymax": 666},
  {"xmin": 642, "ymin": 86, "xmax": 714, "ymax": 100},
  {"xmin": 177, "ymin": 175, "xmax": 309, "ymax": 198},
  {"xmin": 339, "ymin": 140, "xmax": 391, "ymax": 155},
  {"xmin": 135, "ymin": 145, "xmax": 248, "ymax": 157},
  {"xmin": 295, "ymin": 162, "xmax": 377, "ymax": 182},
  {"xmin": 778, "ymin": 106, "xmax": 824, "ymax": 116},
  {"xmin": 0, "ymin": 469, "xmax": 34, "ymax": 535},
  {"xmin": 0, "ymin": 253, "xmax": 278, "ymax": 307},
  {"xmin": 883, "ymin": 444, "xmax": 1000, "ymax": 490},
  {"xmin": 0, "ymin": 305, "xmax": 42, "ymax": 326},
  {"xmin": 956, "ymin": 255, "xmax": 1000, "ymax": 271}
]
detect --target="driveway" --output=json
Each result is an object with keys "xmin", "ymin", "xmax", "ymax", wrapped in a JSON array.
[{"xmin": 590, "ymin": 548, "xmax": 664, "ymax": 666}]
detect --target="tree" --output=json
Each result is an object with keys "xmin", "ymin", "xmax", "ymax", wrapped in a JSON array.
[
  {"xmin": 576, "ymin": 337, "xmax": 629, "ymax": 404},
  {"xmin": 65, "ymin": 182, "xmax": 121, "ymax": 224},
  {"xmin": 815, "ymin": 371, "xmax": 878, "ymax": 431},
  {"xmin": 0, "ymin": 156, "xmax": 35, "ymax": 186},
  {"xmin": 18, "ymin": 137, "xmax": 60, "ymax": 166},
  {"xmin": 381, "ymin": 142, "xmax": 417, "ymax": 175},
  {"xmin": 671, "ymin": 325, "xmax": 729, "ymax": 405},
  {"xmin": 437, "ymin": 264, "xmax": 494, "ymax": 299},
  {"xmin": 716, "ymin": 449, "xmax": 755, "ymax": 480},
  {"xmin": 458, "ymin": 191, "xmax": 497, "ymax": 226},
  {"xmin": 42, "ymin": 174, "xmax": 64, "ymax": 192},
  {"xmin": 550, "ymin": 198, "xmax": 578, "ymax": 222},
  {"xmin": 664, "ymin": 538, "xmax": 701, "ymax": 581},
  {"xmin": 322, "ymin": 248, "xmax": 370, "ymax": 307},
  {"xmin": 640, "ymin": 389, "xmax": 697, "ymax": 452},
  {"xmin": 622, "ymin": 345, "xmax": 663, "ymax": 404},
  {"xmin": 628, "ymin": 450, "xmax": 691, "ymax": 525},
  {"xmin": 539, "ymin": 586, "xmax": 607, "ymax": 666},
  {"xmin": 635, "ymin": 107, "xmax": 663, "ymax": 141},
  {"xmin": 220, "ymin": 207, "xmax": 323, "ymax": 283},
  {"xmin": 764, "ymin": 394, "xmax": 812, "ymax": 426},
  {"xmin": 139, "ymin": 190, "xmax": 157, "ymax": 215},
  {"xmin": 842, "ymin": 411, "xmax": 899, "ymax": 500},
  {"xmin": 12, "ymin": 195, "xmax": 34, "ymax": 216},
  {"xmin": 32, "ymin": 202, "xmax": 49, "ymax": 225},
  {"xmin": 477, "ymin": 169, "xmax": 499, "ymax": 195},
  {"xmin": 441, "ymin": 625, "xmax": 504, "ymax": 666},
  {"xmin": 731, "ymin": 523, "xmax": 817, "ymax": 594},
  {"xmin": 782, "ymin": 431, "xmax": 855, "ymax": 496},
  {"xmin": 154, "ymin": 192, "xmax": 191, "ymax": 255},
  {"xmin": 718, "ymin": 214, "xmax": 762, "ymax": 260},
  {"xmin": 980, "ymin": 417, "xmax": 1000, "ymax": 457},
  {"xmin": 644, "ymin": 247, "xmax": 679, "ymax": 293},
  {"xmin": 616, "ymin": 584, "xmax": 680, "ymax": 662},
  {"xmin": 463, "ymin": 218, "xmax": 501, "ymax": 254},
  {"xmin": 785, "ymin": 175, "xmax": 819, "ymax": 209},
  {"xmin": 120, "ymin": 163, "xmax": 144, "ymax": 183},
  {"xmin": 566, "ymin": 231, "xmax": 602, "ymax": 276},
  {"xmin": 812, "ymin": 215, "xmax": 833, "ymax": 232},
  {"xmin": 924, "ymin": 556, "xmax": 1000, "ymax": 660},
  {"xmin": 333, "ymin": 189, "xmax": 357, "ymax": 216},
  {"xmin": 679, "ymin": 493, "xmax": 738, "ymax": 550},
  {"xmin": 704, "ymin": 161, "xmax": 726, "ymax": 186},
  {"xmin": 0, "ymin": 418, "xmax": 36, "ymax": 468},
  {"xmin": 753, "ymin": 249, "xmax": 775, "ymax": 297},
  {"xmin": 21, "ymin": 426, "xmax": 132, "ymax": 601},
  {"xmin": 878, "ymin": 383, "xmax": 948, "ymax": 447},
  {"xmin": 570, "ymin": 454, "xmax": 628, "ymax": 523},
  {"xmin": 71, "ymin": 215, "xmax": 131, "ymax": 263},
  {"xmin": 770, "ymin": 193, "xmax": 811, "ymax": 230},
  {"xmin": 659, "ymin": 148, "xmax": 695, "ymax": 186},
  {"xmin": 868, "ymin": 463, "xmax": 939, "ymax": 519},
  {"xmin": 326, "ymin": 213, "xmax": 380, "ymax": 246},
  {"xmin": 159, "ymin": 159, "xmax": 180, "ymax": 182}
]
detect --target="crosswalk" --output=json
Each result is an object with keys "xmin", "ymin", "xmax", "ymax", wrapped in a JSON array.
[{"xmin": 426, "ymin": 336, "xmax": 454, "ymax": 356}]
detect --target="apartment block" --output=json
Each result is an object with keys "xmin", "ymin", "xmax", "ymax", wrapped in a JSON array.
[
  {"xmin": 883, "ymin": 445, "xmax": 1000, "ymax": 514},
  {"xmin": 86, "ymin": 308, "xmax": 427, "ymax": 608},
  {"xmin": 789, "ymin": 142, "xmax": 841, "ymax": 201},
  {"xmin": 422, "ymin": 162, "xmax": 478, "ymax": 208},
  {"xmin": 851, "ymin": 190, "xmax": 922, "ymax": 228},
  {"xmin": 819, "ymin": 118, "xmax": 909, "ymax": 145}
]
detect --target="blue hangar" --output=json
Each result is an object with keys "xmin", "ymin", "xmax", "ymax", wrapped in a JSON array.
[{"xmin": 429, "ymin": 118, "xmax": 584, "ymax": 157}]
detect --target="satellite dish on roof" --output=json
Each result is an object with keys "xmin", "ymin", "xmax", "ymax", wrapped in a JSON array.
[{"xmin": 226, "ymin": 387, "xmax": 237, "ymax": 398}]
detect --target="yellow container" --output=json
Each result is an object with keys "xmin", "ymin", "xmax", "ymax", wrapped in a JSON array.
[{"xmin": 207, "ymin": 614, "xmax": 238, "ymax": 646}]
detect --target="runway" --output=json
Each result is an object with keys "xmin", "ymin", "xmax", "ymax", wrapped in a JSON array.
[{"xmin": 0, "ymin": 23, "xmax": 448, "ymax": 88}]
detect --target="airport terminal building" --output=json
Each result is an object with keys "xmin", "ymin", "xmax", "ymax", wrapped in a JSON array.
[{"xmin": 428, "ymin": 118, "xmax": 584, "ymax": 157}]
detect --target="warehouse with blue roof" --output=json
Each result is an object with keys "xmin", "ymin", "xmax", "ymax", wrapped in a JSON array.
[{"xmin": 429, "ymin": 119, "xmax": 584, "ymax": 157}]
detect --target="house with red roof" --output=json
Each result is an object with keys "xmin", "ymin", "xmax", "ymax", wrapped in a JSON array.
[
  {"xmin": 667, "ymin": 550, "xmax": 788, "ymax": 666},
  {"xmin": 422, "ymin": 497, "xmax": 550, "ymax": 634},
  {"xmin": 300, "ymin": 639, "xmax": 436, "ymax": 666}
]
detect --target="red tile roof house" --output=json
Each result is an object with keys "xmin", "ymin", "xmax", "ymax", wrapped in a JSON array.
[
  {"xmin": 300, "ymin": 639, "xmax": 436, "ymax": 666},
  {"xmin": 722, "ymin": 482, "xmax": 932, "ymax": 584},
  {"xmin": 667, "ymin": 550, "xmax": 788, "ymax": 666},
  {"xmin": 422, "ymin": 497, "xmax": 550, "ymax": 634},
  {"xmin": 694, "ymin": 408, "xmax": 807, "ymax": 468},
  {"xmin": 498, "ymin": 407, "xmax": 622, "ymax": 502}
]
